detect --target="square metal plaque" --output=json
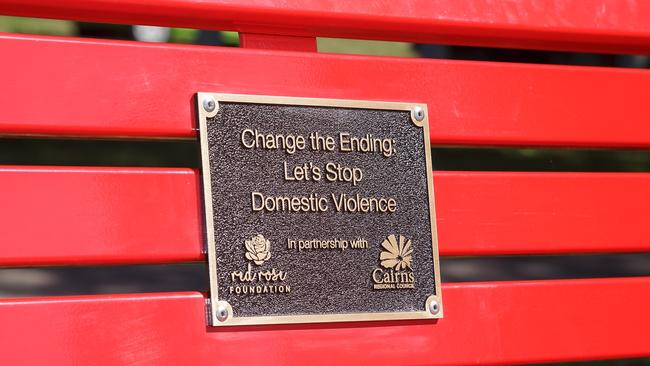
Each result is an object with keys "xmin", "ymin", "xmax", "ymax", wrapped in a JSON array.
[{"xmin": 197, "ymin": 93, "xmax": 442, "ymax": 326}]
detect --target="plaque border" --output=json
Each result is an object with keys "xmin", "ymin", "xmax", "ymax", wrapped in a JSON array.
[{"xmin": 197, "ymin": 92, "xmax": 443, "ymax": 326}]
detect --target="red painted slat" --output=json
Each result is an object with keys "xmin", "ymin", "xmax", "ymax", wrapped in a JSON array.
[
  {"xmin": 2, "ymin": 34, "xmax": 650, "ymax": 146},
  {"xmin": 435, "ymin": 171, "xmax": 650, "ymax": 256},
  {"xmin": 1, "ymin": 167, "xmax": 649, "ymax": 266},
  {"xmin": 2, "ymin": 0, "xmax": 650, "ymax": 53},
  {"xmin": 1, "ymin": 278, "xmax": 649, "ymax": 365},
  {"xmin": 0, "ymin": 166, "xmax": 202, "ymax": 265}
]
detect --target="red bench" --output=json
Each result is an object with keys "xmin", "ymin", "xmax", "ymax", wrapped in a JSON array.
[{"xmin": 1, "ymin": 1, "xmax": 650, "ymax": 364}]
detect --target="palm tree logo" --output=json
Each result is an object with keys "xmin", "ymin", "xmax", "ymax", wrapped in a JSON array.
[{"xmin": 379, "ymin": 234, "xmax": 413, "ymax": 271}]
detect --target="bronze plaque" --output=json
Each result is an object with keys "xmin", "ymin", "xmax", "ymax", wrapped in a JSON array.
[{"xmin": 197, "ymin": 93, "xmax": 442, "ymax": 326}]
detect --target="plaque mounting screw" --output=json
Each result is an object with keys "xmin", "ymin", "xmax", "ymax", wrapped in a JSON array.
[
  {"xmin": 215, "ymin": 301, "xmax": 230, "ymax": 322},
  {"xmin": 413, "ymin": 106, "xmax": 425, "ymax": 122},
  {"xmin": 202, "ymin": 96, "xmax": 216, "ymax": 113},
  {"xmin": 428, "ymin": 300, "xmax": 440, "ymax": 315}
]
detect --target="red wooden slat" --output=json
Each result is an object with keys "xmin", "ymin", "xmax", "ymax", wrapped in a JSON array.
[
  {"xmin": 435, "ymin": 171, "xmax": 650, "ymax": 256},
  {"xmin": 1, "ymin": 167, "xmax": 649, "ymax": 266},
  {"xmin": 1, "ymin": 278, "xmax": 649, "ymax": 365},
  {"xmin": 2, "ymin": 0, "xmax": 650, "ymax": 53},
  {"xmin": 2, "ymin": 34, "xmax": 650, "ymax": 146},
  {"xmin": 0, "ymin": 166, "xmax": 202, "ymax": 265}
]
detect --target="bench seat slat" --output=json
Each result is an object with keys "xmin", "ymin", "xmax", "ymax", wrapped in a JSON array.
[
  {"xmin": 3, "ymin": 34, "xmax": 650, "ymax": 147},
  {"xmin": 1, "ymin": 0, "xmax": 650, "ymax": 53},
  {"xmin": 1, "ymin": 167, "xmax": 649, "ymax": 266},
  {"xmin": 435, "ymin": 171, "xmax": 650, "ymax": 256},
  {"xmin": 1, "ymin": 277, "xmax": 649, "ymax": 365},
  {"xmin": 0, "ymin": 166, "xmax": 202, "ymax": 266}
]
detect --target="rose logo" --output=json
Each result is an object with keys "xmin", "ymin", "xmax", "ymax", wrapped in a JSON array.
[
  {"xmin": 380, "ymin": 234, "xmax": 413, "ymax": 271},
  {"xmin": 245, "ymin": 234, "xmax": 271, "ymax": 265}
]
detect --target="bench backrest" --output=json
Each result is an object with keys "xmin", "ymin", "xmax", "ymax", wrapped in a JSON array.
[{"xmin": 1, "ymin": 1, "xmax": 650, "ymax": 365}]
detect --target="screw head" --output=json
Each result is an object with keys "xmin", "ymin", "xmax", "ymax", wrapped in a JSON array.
[
  {"xmin": 202, "ymin": 96, "xmax": 216, "ymax": 113},
  {"xmin": 428, "ymin": 300, "xmax": 440, "ymax": 315},
  {"xmin": 216, "ymin": 302, "xmax": 229, "ymax": 322},
  {"xmin": 413, "ymin": 106, "xmax": 425, "ymax": 122}
]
